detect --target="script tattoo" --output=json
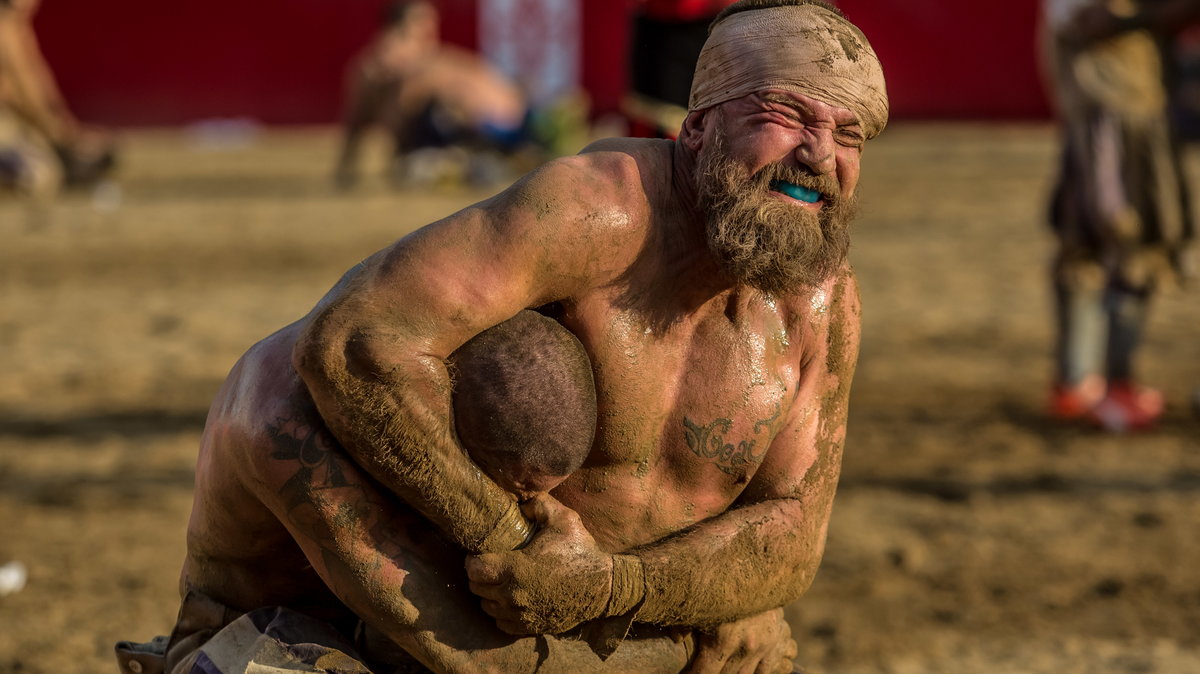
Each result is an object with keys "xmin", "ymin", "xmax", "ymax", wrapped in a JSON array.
[{"xmin": 683, "ymin": 403, "xmax": 782, "ymax": 476}]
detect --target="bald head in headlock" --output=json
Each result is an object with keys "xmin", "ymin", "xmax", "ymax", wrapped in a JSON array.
[{"xmin": 449, "ymin": 309, "xmax": 597, "ymax": 502}]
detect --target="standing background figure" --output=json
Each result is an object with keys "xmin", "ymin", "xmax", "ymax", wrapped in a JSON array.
[{"xmin": 1041, "ymin": 0, "xmax": 1198, "ymax": 431}]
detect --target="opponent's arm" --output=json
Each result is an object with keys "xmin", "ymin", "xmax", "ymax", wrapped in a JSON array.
[
  {"xmin": 248, "ymin": 404, "xmax": 694, "ymax": 673},
  {"xmin": 469, "ymin": 269, "xmax": 860, "ymax": 631},
  {"xmin": 294, "ymin": 157, "xmax": 624, "ymax": 555}
]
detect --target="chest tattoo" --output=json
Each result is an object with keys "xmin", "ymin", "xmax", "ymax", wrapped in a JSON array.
[{"xmin": 682, "ymin": 402, "xmax": 782, "ymax": 476}]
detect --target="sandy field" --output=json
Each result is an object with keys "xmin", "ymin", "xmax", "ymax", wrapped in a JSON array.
[{"xmin": 0, "ymin": 124, "xmax": 1197, "ymax": 674}]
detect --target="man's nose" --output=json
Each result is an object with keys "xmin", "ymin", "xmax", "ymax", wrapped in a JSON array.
[{"xmin": 795, "ymin": 129, "xmax": 836, "ymax": 175}]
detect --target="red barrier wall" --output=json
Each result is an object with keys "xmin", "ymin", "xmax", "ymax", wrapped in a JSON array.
[
  {"xmin": 838, "ymin": 0, "xmax": 1051, "ymax": 119},
  {"xmin": 31, "ymin": 0, "xmax": 393, "ymax": 125},
  {"xmin": 29, "ymin": 0, "xmax": 1051, "ymax": 126}
]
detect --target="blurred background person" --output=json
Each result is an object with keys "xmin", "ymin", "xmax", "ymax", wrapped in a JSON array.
[
  {"xmin": 334, "ymin": 0, "xmax": 539, "ymax": 189},
  {"xmin": 622, "ymin": 0, "xmax": 738, "ymax": 139},
  {"xmin": 0, "ymin": 0, "xmax": 114, "ymax": 195},
  {"xmin": 1041, "ymin": 0, "xmax": 1199, "ymax": 432}
]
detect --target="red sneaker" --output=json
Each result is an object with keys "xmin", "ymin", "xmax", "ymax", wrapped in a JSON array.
[
  {"xmin": 1089, "ymin": 381, "xmax": 1164, "ymax": 433},
  {"xmin": 1048, "ymin": 375, "xmax": 1106, "ymax": 421}
]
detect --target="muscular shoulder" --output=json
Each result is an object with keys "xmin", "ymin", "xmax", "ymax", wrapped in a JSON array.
[
  {"xmin": 577, "ymin": 137, "xmax": 675, "ymax": 207},
  {"xmin": 498, "ymin": 137, "xmax": 670, "ymax": 228},
  {"xmin": 198, "ymin": 326, "xmax": 309, "ymax": 488},
  {"xmin": 473, "ymin": 138, "xmax": 674, "ymax": 278},
  {"xmin": 780, "ymin": 266, "xmax": 862, "ymax": 371}
]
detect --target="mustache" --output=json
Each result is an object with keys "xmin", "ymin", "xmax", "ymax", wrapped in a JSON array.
[{"xmin": 753, "ymin": 163, "xmax": 840, "ymax": 203}]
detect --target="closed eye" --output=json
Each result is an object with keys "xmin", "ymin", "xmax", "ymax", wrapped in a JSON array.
[{"xmin": 836, "ymin": 128, "xmax": 865, "ymax": 148}]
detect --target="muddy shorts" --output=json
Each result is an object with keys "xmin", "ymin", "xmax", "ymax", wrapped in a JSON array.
[{"xmin": 114, "ymin": 590, "xmax": 428, "ymax": 674}]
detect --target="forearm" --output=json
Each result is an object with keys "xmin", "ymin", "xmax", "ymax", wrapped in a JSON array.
[
  {"xmin": 631, "ymin": 498, "xmax": 828, "ymax": 628},
  {"xmin": 542, "ymin": 630, "xmax": 693, "ymax": 674},
  {"xmin": 264, "ymin": 415, "xmax": 685, "ymax": 674},
  {"xmin": 280, "ymin": 468, "xmax": 689, "ymax": 673},
  {"xmin": 334, "ymin": 78, "xmax": 385, "ymax": 180},
  {"xmin": 348, "ymin": 548, "xmax": 693, "ymax": 673},
  {"xmin": 293, "ymin": 320, "xmax": 531, "ymax": 554},
  {"xmin": 332, "ymin": 547, "xmax": 694, "ymax": 673},
  {"xmin": 337, "ymin": 83, "xmax": 376, "ymax": 155}
]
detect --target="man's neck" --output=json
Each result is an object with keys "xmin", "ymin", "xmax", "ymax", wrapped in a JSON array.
[
  {"xmin": 669, "ymin": 140, "xmax": 702, "ymax": 224},
  {"xmin": 605, "ymin": 155, "xmax": 735, "ymax": 332}
]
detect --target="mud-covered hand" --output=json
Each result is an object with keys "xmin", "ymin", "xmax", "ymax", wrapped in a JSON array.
[
  {"xmin": 465, "ymin": 493, "xmax": 646, "ymax": 635},
  {"xmin": 686, "ymin": 608, "xmax": 798, "ymax": 674}
]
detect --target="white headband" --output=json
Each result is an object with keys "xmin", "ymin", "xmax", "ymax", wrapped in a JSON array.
[{"xmin": 689, "ymin": 4, "xmax": 889, "ymax": 139}]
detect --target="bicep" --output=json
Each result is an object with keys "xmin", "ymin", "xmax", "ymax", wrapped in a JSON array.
[{"xmin": 341, "ymin": 159, "xmax": 608, "ymax": 360}]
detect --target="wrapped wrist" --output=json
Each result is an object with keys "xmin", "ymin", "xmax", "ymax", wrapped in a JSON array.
[
  {"xmin": 605, "ymin": 553, "xmax": 646, "ymax": 618},
  {"xmin": 577, "ymin": 554, "xmax": 648, "ymax": 659},
  {"xmin": 474, "ymin": 500, "xmax": 534, "ymax": 553}
]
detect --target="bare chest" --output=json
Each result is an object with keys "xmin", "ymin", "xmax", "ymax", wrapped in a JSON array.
[{"xmin": 552, "ymin": 293, "xmax": 809, "ymax": 549}]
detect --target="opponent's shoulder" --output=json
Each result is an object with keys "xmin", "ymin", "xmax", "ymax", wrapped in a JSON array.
[{"xmin": 199, "ymin": 326, "xmax": 310, "ymax": 482}]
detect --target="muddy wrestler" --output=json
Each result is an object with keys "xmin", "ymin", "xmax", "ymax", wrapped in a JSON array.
[{"xmin": 116, "ymin": 1, "xmax": 888, "ymax": 672}]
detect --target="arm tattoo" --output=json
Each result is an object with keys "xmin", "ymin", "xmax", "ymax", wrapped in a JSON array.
[
  {"xmin": 267, "ymin": 411, "xmax": 415, "ymax": 565},
  {"xmin": 269, "ymin": 414, "xmax": 353, "ymax": 504},
  {"xmin": 682, "ymin": 403, "xmax": 782, "ymax": 476}
]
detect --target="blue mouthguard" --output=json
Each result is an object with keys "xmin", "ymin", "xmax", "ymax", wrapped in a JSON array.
[{"xmin": 770, "ymin": 180, "xmax": 821, "ymax": 203}]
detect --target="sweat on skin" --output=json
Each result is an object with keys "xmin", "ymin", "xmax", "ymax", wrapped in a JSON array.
[
  {"xmin": 462, "ymin": 0, "xmax": 887, "ymax": 635},
  {"xmin": 285, "ymin": 0, "xmax": 887, "ymax": 666}
]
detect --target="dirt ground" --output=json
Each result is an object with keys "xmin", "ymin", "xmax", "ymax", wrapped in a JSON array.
[{"xmin": 0, "ymin": 124, "xmax": 1197, "ymax": 674}]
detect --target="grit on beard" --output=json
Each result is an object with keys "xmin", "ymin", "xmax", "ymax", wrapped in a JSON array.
[{"xmin": 697, "ymin": 124, "xmax": 857, "ymax": 295}]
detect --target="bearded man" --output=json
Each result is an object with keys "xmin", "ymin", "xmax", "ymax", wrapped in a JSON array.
[{"xmin": 117, "ymin": 1, "xmax": 889, "ymax": 672}]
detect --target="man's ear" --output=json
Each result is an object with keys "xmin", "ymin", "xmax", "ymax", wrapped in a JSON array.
[{"xmin": 679, "ymin": 109, "xmax": 710, "ymax": 152}]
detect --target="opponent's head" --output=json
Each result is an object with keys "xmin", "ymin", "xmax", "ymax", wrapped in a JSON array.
[
  {"xmin": 683, "ymin": 0, "xmax": 888, "ymax": 294},
  {"xmin": 449, "ymin": 310, "xmax": 597, "ymax": 499}
]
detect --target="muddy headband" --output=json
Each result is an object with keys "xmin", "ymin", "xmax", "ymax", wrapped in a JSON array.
[{"xmin": 689, "ymin": 4, "xmax": 889, "ymax": 139}]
